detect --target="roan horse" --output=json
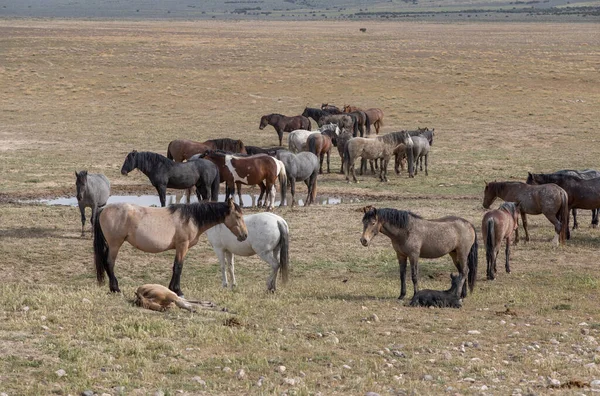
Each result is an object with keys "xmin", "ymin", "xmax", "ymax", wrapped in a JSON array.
[
  {"xmin": 360, "ymin": 206, "xmax": 478, "ymax": 299},
  {"xmin": 94, "ymin": 199, "xmax": 248, "ymax": 296},
  {"xmin": 482, "ymin": 202, "xmax": 520, "ymax": 280},
  {"xmin": 200, "ymin": 150, "xmax": 287, "ymax": 211},
  {"xmin": 75, "ymin": 170, "xmax": 110, "ymax": 237},
  {"xmin": 206, "ymin": 212, "xmax": 289, "ymax": 292},
  {"xmin": 343, "ymin": 105, "xmax": 385, "ymax": 135},
  {"xmin": 120, "ymin": 150, "xmax": 220, "ymax": 207},
  {"xmin": 259, "ymin": 113, "xmax": 311, "ymax": 146},
  {"xmin": 526, "ymin": 172, "xmax": 600, "ymax": 234},
  {"xmin": 482, "ymin": 181, "xmax": 569, "ymax": 245},
  {"xmin": 275, "ymin": 150, "xmax": 319, "ymax": 207}
]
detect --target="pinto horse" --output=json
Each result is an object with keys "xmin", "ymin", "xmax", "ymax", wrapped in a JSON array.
[
  {"xmin": 482, "ymin": 202, "xmax": 520, "ymax": 280},
  {"xmin": 343, "ymin": 105, "xmax": 384, "ymax": 135},
  {"xmin": 360, "ymin": 206, "xmax": 478, "ymax": 299},
  {"xmin": 259, "ymin": 114, "xmax": 311, "ymax": 146},
  {"xmin": 200, "ymin": 150, "xmax": 287, "ymax": 211},
  {"xmin": 94, "ymin": 199, "xmax": 248, "ymax": 296},
  {"xmin": 483, "ymin": 181, "xmax": 569, "ymax": 245},
  {"xmin": 307, "ymin": 132, "xmax": 333, "ymax": 174}
]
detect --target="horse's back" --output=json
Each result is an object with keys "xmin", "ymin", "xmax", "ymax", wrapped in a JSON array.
[{"xmin": 85, "ymin": 173, "xmax": 110, "ymax": 205}]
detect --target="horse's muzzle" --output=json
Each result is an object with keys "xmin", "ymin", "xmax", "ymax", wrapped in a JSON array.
[
  {"xmin": 360, "ymin": 237, "xmax": 369, "ymax": 247},
  {"xmin": 121, "ymin": 169, "xmax": 128, "ymax": 176},
  {"xmin": 237, "ymin": 233, "xmax": 248, "ymax": 242}
]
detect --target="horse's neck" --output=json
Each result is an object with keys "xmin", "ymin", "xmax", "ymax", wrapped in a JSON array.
[
  {"xmin": 381, "ymin": 221, "xmax": 408, "ymax": 242},
  {"xmin": 497, "ymin": 184, "xmax": 523, "ymax": 201}
]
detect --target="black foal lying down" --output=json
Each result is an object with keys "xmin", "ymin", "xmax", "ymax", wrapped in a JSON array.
[{"xmin": 409, "ymin": 274, "xmax": 463, "ymax": 308}]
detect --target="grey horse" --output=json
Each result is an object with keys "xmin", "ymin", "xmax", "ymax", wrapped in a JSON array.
[
  {"xmin": 275, "ymin": 150, "xmax": 320, "ymax": 207},
  {"xmin": 75, "ymin": 170, "xmax": 110, "ymax": 237},
  {"xmin": 407, "ymin": 135, "xmax": 431, "ymax": 177}
]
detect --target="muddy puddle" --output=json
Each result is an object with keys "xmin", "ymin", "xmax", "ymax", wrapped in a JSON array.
[{"xmin": 35, "ymin": 193, "xmax": 359, "ymax": 207}]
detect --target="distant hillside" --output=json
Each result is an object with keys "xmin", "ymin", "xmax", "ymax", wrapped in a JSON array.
[{"xmin": 0, "ymin": 0, "xmax": 598, "ymax": 20}]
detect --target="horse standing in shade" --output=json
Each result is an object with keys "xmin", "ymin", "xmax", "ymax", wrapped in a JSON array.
[
  {"xmin": 75, "ymin": 171, "xmax": 110, "ymax": 237},
  {"xmin": 120, "ymin": 150, "xmax": 220, "ymax": 207},
  {"xmin": 360, "ymin": 206, "xmax": 478, "ymax": 299},
  {"xmin": 527, "ymin": 171, "xmax": 600, "ymax": 232},
  {"xmin": 259, "ymin": 113, "xmax": 312, "ymax": 146},
  {"xmin": 482, "ymin": 181, "xmax": 569, "ymax": 245},
  {"xmin": 199, "ymin": 150, "xmax": 286, "ymax": 211},
  {"xmin": 206, "ymin": 212, "xmax": 289, "ymax": 292},
  {"xmin": 482, "ymin": 202, "xmax": 520, "ymax": 280},
  {"xmin": 307, "ymin": 132, "xmax": 333, "ymax": 174},
  {"xmin": 275, "ymin": 150, "xmax": 319, "ymax": 207},
  {"xmin": 343, "ymin": 105, "xmax": 385, "ymax": 135},
  {"xmin": 94, "ymin": 199, "xmax": 248, "ymax": 296}
]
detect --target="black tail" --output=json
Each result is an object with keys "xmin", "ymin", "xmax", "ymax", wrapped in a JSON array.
[
  {"xmin": 352, "ymin": 119, "xmax": 358, "ymax": 137},
  {"xmin": 559, "ymin": 190, "xmax": 569, "ymax": 244},
  {"xmin": 364, "ymin": 113, "xmax": 371, "ymax": 135},
  {"xmin": 343, "ymin": 143, "xmax": 351, "ymax": 178},
  {"xmin": 93, "ymin": 208, "xmax": 108, "ymax": 285},
  {"xmin": 485, "ymin": 218, "xmax": 495, "ymax": 280},
  {"xmin": 468, "ymin": 228, "xmax": 478, "ymax": 294},
  {"xmin": 167, "ymin": 142, "xmax": 174, "ymax": 160},
  {"xmin": 277, "ymin": 220, "xmax": 289, "ymax": 284},
  {"xmin": 211, "ymin": 167, "xmax": 220, "ymax": 201},
  {"xmin": 308, "ymin": 135, "xmax": 317, "ymax": 155},
  {"xmin": 307, "ymin": 119, "xmax": 312, "ymax": 132}
]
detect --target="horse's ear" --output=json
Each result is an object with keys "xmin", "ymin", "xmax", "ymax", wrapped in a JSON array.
[
  {"xmin": 484, "ymin": 180, "xmax": 488, "ymax": 186},
  {"xmin": 82, "ymin": 170, "xmax": 88, "ymax": 177},
  {"xmin": 361, "ymin": 205, "xmax": 375, "ymax": 214},
  {"xmin": 227, "ymin": 198, "xmax": 236, "ymax": 211},
  {"xmin": 132, "ymin": 149, "xmax": 138, "ymax": 154},
  {"xmin": 75, "ymin": 171, "xmax": 79, "ymax": 177}
]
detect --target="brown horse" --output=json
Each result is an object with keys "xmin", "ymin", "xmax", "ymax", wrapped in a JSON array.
[
  {"xmin": 134, "ymin": 284, "xmax": 218, "ymax": 312},
  {"xmin": 167, "ymin": 139, "xmax": 211, "ymax": 162},
  {"xmin": 202, "ymin": 138, "xmax": 247, "ymax": 154},
  {"xmin": 343, "ymin": 105, "xmax": 384, "ymax": 135},
  {"xmin": 360, "ymin": 206, "xmax": 478, "ymax": 299},
  {"xmin": 482, "ymin": 202, "xmax": 520, "ymax": 280},
  {"xmin": 307, "ymin": 132, "xmax": 333, "ymax": 174},
  {"xmin": 483, "ymin": 181, "xmax": 569, "ymax": 246},
  {"xmin": 200, "ymin": 150, "xmax": 287, "ymax": 211},
  {"xmin": 94, "ymin": 199, "xmax": 248, "ymax": 296},
  {"xmin": 259, "ymin": 113, "xmax": 311, "ymax": 146}
]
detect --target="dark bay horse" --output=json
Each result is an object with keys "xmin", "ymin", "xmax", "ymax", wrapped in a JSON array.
[
  {"xmin": 75, "ymin": 171, "xmax": 110, "ymax": 237},
  {"xmin": 202, "ymin": 138, "xmax": 247, "ymax": 154},
  {"xmin": 120, "ymin": 150, "xmax": 220, "ymax": 207},
  {"xmin": 482, "ymin": 202, "xmax": 520, "ymax": 280},
  {"xmin": 483, "ymin": 181, "xmax": 569, "ymax": 245},
  {"xmin": 167, "ymin": 139, "xmax": 211, "ymax": 162},
  {"xmin": 307, "ymin": 132, "xmax": 333, "ymax": 174},
  {"xmin": 200, "ymin": 150, "xmax": 287, "ymax": 211},
  {"xmin": 94, "ymin": 199, "xmax": 248, "ymax": 296},
  {"xmin": 245, "ymin": 145, "xmax": 286, "ymax": 156},
  {"xmin": 343, "ymin": 105, "xmax": 384, "ymax": 135},
  {"xmin": 360, "ymin": 206, "xmax": 478, "ymax": 299},
  {"xmin": 259, "ymin": 113, "xmax": 311, "ymax": 146},
  {"xmin": 527, "ymin": 171, "xmax": 600, "ymax": 232}
]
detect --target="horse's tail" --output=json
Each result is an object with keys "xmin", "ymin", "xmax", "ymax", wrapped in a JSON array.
[
  {"xmin": 485, "ymin": 218, "xmax": 495, "ymax": 279},
  {"xmin": 559, "ymin": 189, "xmax": 569, "ymax": 243},
  {"xmin": 211, "ymin": 166, "xmax": 220, "ymax": 201},
  {"xmin": 93, "ymin": 208, "xmax": 108, "ymax": 285},
  {"xmin": 343, "ymin": 142, "xmax": 351, "ymax": 177},
  {"xmin": 352, "ymin": 118, "xmax": 358, "ymax": 137},
  {"xmin": 364, "ymin": 113, "xmax": 371, "ymax": 135},
  {"xmin": 167, "ymin": 141, "xmax": 174, "ymax": 160},
  {"xmin": 406, "ymin": 145, "xmax": 415, "ymax": 177},
  {"xmin": 467, "ymin": 225, "xmax": 478, "ymax": 294},
  {"xmin": 308, "ymin": 135, "xmax": 317, "ymax": 155},
  {"xmin": 277, "ymin": 160, "xmax": 287, "ymax": 204},
  {"xmin": 307, "ymin": 119, "xmax": 312, "ymax": 132},
  {"xmin": 277, "ymin": 219, "xmax": 290, "ymax": 284}
]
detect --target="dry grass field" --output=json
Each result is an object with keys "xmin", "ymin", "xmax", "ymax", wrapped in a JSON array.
[{"xmin": 1, "ymin": 20, "xmax": 600, "ymax": 395}]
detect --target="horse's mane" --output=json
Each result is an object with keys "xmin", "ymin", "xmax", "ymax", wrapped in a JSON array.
[
  {"xmin": 378, "ymin": 131, "xmax": 409, "ymax": 146},
  {"xmin": 531, "ymin": 173, "xmax": 578, "ymax": 183},
  {"xmin": 135, "ymin": 151, "xmax": 173, "ymax": 172},
  {"xmin": 364, "ymin": 207, "xmax": 422, "ymax": 229},
  {"xmin": 169, "ymin": 201, "xmax": 237, "ymax": 227}
]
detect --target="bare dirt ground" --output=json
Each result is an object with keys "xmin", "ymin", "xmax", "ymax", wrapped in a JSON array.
[{"xmin": 1, "ymin": 20, "xmax": 600, "ymax": 395}]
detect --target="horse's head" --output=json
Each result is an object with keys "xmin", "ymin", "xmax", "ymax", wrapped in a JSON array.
[
  {"xmin": 121, "ymin": 150, "xmax": 138, "ymax": 176},
  {"xmin": 259, "ymin": 115, "xmax": 269, "ymax": 130},
  {"xmin": 223, "ymin": 198, "xmax": 248, "ymax": 242},
  {"xmin": 301, "ymin": 107, "xmax": 310, "ymax": 118},
  {"xmin": 525, "ymin": 172, "xmax": 537, "ymax": 185},
  {"xmin": 482, "ymin": 181, "xmax": 497, "ymax": 209},
  {"xmin": 75, "ymin": 170, "xmax": 88, "ymax": 201},
  {"xmin": 360, "ymin": 205, "xmax": 380, "ymax": 247},
  {"xmin": 321, "ymin": 103, "xmax": 329, "ymax": 110},
  {"xmin": 343, "ymin": 105, "xmax": 352, "ymax": 113}
]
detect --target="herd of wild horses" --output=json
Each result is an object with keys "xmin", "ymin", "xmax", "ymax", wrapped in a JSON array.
[{"xmin": 74, "ymin": 102, "xmax": 600, "ymax": 309}]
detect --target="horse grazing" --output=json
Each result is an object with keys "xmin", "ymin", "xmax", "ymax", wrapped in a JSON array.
[
  {"xmin": 134, "ymin": 284, "xmax": 217, "ymax": 313},
  {"xmin": 360, "ymin": 206, "xmax": 478, "ymax": 299},
  {"xmin": 94, "ymin": 199, "xmax": 248, "ymax": 296},
  {"xmin": 75, "ymin": 171, "xmax": 110, "ymax": 237},
  {"xmin": 276, "ymin": 150, "xmax": 319, "ymax": 207},
  {"xmin": 200, "ymin": 150, "xmax": 286, "ymax": 210},
  {"xmin": 120, "ymin": 150, "xmax": 220, "ymax": 207},
  {"xmin": 483, "ymin": 181, "xmax": 569, "ymax": 245},
  {"xmin": 409, "ymin": 274, "xmax": 463, "ymax": 308},
  {"xmin": 245, "ymin": 145, "xmax": 286, "ymax": 156},
  {"xmin": 307, "ymin": 132, "xmax": 333, "ymax": 174},
  {"xmin": 343, "ymin": 105, "xmax": 384, "ymax": 135},
  {"xmin": 206, "ymin": 212, "xmax": 289, "ymax": 292},
  {"xmin": 259, "ymin": 113, "xmax": 311, "ymax": 146},
  {"xmin": 166, "ymin": 139, "xmax": 211, "ymax": 162},
  {"xmin": 527, "ymin": 172, "xmax": 600, "ymax": 233},
  {"xmin": 482, "ymin": 202, "xmax": 520, "ymax": 280},
  {"xmin": 202, "ymin": 138, "xmax": 247, "ymax": 154},
  {"xmin": 344, "ymin": 131, "xmax": 414, "ymax": 183}
]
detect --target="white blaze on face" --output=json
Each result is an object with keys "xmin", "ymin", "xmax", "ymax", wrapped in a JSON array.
[{"xmin": 225, "ymin": 155, "xmax": 249, "ymax": 184}]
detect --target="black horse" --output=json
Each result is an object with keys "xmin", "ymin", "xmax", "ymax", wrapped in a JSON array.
[
  {"xmin": 302, "ymin": 107, "xmax": 331, "ymax": 125},
  {"xmin": 245, "ymin": 145, "xmax": 286, "ymax": 156},
  {"xmin": 120, "ymin": 150, "xmax": 220, "ymax": 207}
]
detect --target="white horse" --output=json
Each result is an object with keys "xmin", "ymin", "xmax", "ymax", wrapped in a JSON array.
[
  {"xmin": 206, "ymin": 212, "xmax": 290, "ymax": 291},
  {"xmin": 288, "ymin": 123, "xmax": 340, "ymax": 153}
]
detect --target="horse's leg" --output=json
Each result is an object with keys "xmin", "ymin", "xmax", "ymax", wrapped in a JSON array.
[
  {"xmin": 225, "ymin": 251, "xmax": 236, "ymax": 288},
  {"xmin": 79, "ymin": 203, "xmax": 86, "ymax": 237},
  {"xmin": 572, "ymin": 208, "xmax": 578, "ymax": 230},
  {"xmin": 359, "ymin": 158, "xmax": 365, "ymax": 176},
  {"xmin": 505, "ymin": 235, "xmax": 511, "ymax": 274},
  {"xmin": 408, "ymin": 255, "xmax": 420, "ymax": 298},
  {"xmin": 397, "ymin": 252, "xmax": 408, "ymax": 299},
  {"xmin": 278, "ymin": 129, "xmax": 283, "ymax": 147},
  {"xmin": 424, "ymin": 154, "xmax": 428, "ymax": 176},
  {"xmin": 326, "ymin": 151, "xmax": 330, "ymax": 174},
  {"xmin": 592, "ymin": 209, "xmax": 599, "ymax": 228},
  {"xmin": 351, "ymin": 160, "xmax": 358, "ymax": 183},
  {"xmin": 156, "ymin": 185, "xmax": 167, "ymax": 207},
  {"xmin": 90, "ymin": 204, "xmax": 98, "ymax": 237},
  {"xmin": 289, "ymin": 177, "xmax": 296, "ymax": 207},
  {"xmin": 258, "ymin": 250, "xmax": 280, "ymax": 292},
  {"xmin": 269, "ymin": 182, "xmax": 276, "ymax": 211},
  {"xmin": 105, "ymin": 242, "xmax": 122, "ymax": 293},
  {"xmin": 542, "ymin": 210, "xmax": 562, "ymax": 246},
  {"xmin": 168, "ymin": 241, "xmax": 190, "ymax": 297},
  {"xmin": 520, "ymin": 211, "xmax": 530, "ymax": 243},
  {"xmin": 236, "ymin": 181, "xmax": 244, "ymax": 207},
  {"xmin": 196, "ymin": 181, "xmax": 210, "ymax": 202},
  {"xmin": 214, "ymin": 248, "xmax": 229, "ymax": 288},
  {"xmin": 449, "ymin": 251, "xmax": 468, "ymax": 298},
  {"xmin": 319, "ymin": 153, "xmax": 324, "ymax": 174}
]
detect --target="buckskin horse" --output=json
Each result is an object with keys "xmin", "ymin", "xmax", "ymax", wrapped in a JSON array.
[
  {"xmin": 94, "ymin": 199, "xmax": 248, "ymax": 296},
  {"xmin": 360, "ymin": 206, "xmax": 478, "ymax": 299},
  {"xmin": 259, "ymin": 113, "xmax": 311, "ymax": 146}
]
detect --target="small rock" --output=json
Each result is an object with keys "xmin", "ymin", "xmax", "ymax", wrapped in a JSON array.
[
  {"xmin": 342, "ymin": 365, "xmax": 352, "ymax": 370},
  {"xmin": 468, "ymin": 330, "xmax": 481, "ymax": 335},
  {"xmin": 222, "ymin": 367, "xmax": 232, "ymax": 373},
  {"xmin": 443, "ymin": 351, "xmax": 452, "ymax": 360},
  {"xmin": 481, "ymin": 385, "xmax": 488, "ymax": 390},
  {"xmin": 42, "ymin": 325, "xmax": 50, "ymax": 330},
  {"xmin": 56, "ymin": 369, "xmax": 67, "ymax": 377},
  {"xmin": 393, "ymin": 375, "xmax": 403, "ymax": 381},
  {"xmin": 236, "ymin": 368, "xmax": 246, "ymax": 380},
  {"xmin": 257, "ymin": 376, "xmax": 265, "ymax": 387},
  {"xmin": 81, "ymin": 391, "xmax": 94, "ymax": 396},
  {"xmin": 283, "ymin": 377, "xmax": 295, "ymax": 386},
  {"xmin": 191, "ymin": 376, "xmax": 206, "ymax": 386},
  {"xmin": 40, "ymin": 315, "xmax": 47, "ymax": 321},
  {"xmin": 423, "ymin": 375, "xmax": 433, "ymax": 381},
  {"xmin": 328, "ymin": 336, "xmax": 339, "ymax": 344},
  {"xmin": 550, "ymin": 338, "xmax": 560, "ymax": 345},
  {"xmin": 446, "ymin": 386, "xmax": 454, "ymax": 392},
  {"xmin": 365, "ymin": 393, "xmax": 381, "ymax": 396},
  {"xmin": 590, "ymin": 379, "xmax": 600, "ymax": 388},
  {"xmin": 22, "ymin": 306, "xmax": 29, "ymax": 312},
  {"xmin": 299, "ymin": 371, "xmax": 306, "ymax": 377},
  {"xmin": 548, "ymin": 378, "xmax": 560, "ymax": 387},
  {"xmin": 463, "ymin": 377, "xmax": 476, "ymax": 382},
  {"xmin": 113, "ymin": 386, "xmax": 125, "ymax": 394},
  {"xmin": 384, "ymin": 363, "xmax": 393, "ymax": 368},
  {"xmin": 101, "ymin": 394, "xmax": 111, "ymax": 396},
  {"xmin": 369, "ymin": 314, "xmax": 380, "ymax": 322},
  {"xmin": 393, "ymin": 350, "xmax": 406, "ymax": 358},
  {"xmin": 154, "ymin": 391, "xmax": 165, "ymax": 396},
  {"xmin": 276, "ymin": 365, "xmax": 286, "ymax": 374},
  {"xmin": 82, "ymin": 298, "xmax": 91, "ymax": 304}
]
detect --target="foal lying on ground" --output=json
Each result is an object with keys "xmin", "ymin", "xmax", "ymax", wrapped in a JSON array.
[
  {"xmin": 409, "ymin": 274, "xmax": 462, "ymax": 308},
  {"xmin": 134, "ymin": 284, "xmax": 217, "ymax": 312}
]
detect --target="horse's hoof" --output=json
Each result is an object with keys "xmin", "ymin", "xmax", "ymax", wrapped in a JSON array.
[{"xmin": 398, "ymin": 295, "xmax": 406, "ymax": 300}]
